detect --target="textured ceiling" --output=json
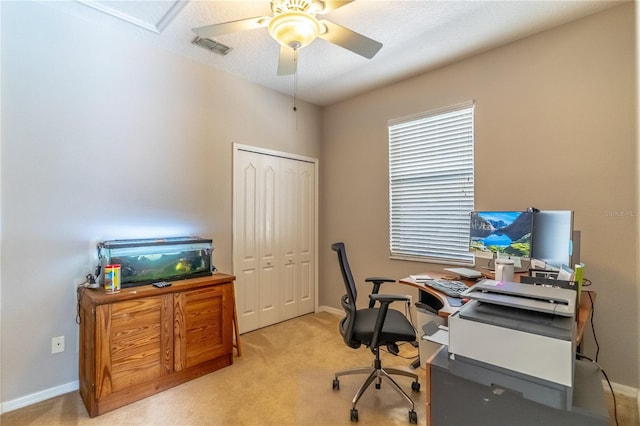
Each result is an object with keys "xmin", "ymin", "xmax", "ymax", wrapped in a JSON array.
[{"xmin": 43, "ymin": 0, "xmax": 621, "ymax": 106}]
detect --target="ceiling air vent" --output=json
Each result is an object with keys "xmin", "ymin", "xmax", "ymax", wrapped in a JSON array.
[{"xmin": 192, "ymin": 37, "xmax": 232, "ymax": 56}]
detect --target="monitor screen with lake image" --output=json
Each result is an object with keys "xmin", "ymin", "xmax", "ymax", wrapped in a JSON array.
[{"xmin": 469, "ymin": 211, "xmax": 534, "ymax": 258}]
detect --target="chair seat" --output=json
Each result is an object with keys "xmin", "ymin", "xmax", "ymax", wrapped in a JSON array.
[{"xmin": 352, "ymin": 308, "xmax": 416, "ymax": 346}]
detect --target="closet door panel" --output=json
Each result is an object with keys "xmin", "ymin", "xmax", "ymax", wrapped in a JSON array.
[
  {"xmin": 297, "ymin": 161, "xmax": 315, "ymax": 314},
  {"xmin": 258, "ymin": 155, "xmax": 279, "ymax": 328},
  {"xmin": 279, "ymin": 158, "xmax": 299, "ymax": 321},
  {"xmin": 233, "ymin": 150, "xmax": 260, "ymax": 333}
]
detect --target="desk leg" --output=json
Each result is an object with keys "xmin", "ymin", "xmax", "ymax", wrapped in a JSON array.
[{"xmin": 425, "ymin": 360, "xmax": 432, "ymax": 426}]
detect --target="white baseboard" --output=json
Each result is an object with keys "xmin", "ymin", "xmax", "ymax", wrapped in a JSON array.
[
  {"xmin": 317, "ymin": 305, "xmax": 342, "ymax": 317},
  {"xmin": 605, "ymin": 381, "xmax": 639, "ymax": 398},
  {"xmin": 1, "ymin": 380, "xmax": 79, "ymax": 414},
  {"xmin": 602, "ymin": 381, "xmax": 640, "ymax": 416}
]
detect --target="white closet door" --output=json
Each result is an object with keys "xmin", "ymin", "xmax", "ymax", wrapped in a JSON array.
[
  {"xmin": 233, "ymin": 149, "xmax": 260, "ymax": 333},
  {"xmin": 278, "ymin": 158, "xmax": 316, "ymax": 321},
  {"xmin": 279, "ymin": 158, "xmax": 299, "ymax": 321},
  {"xmin": 233, "ymin": 146, "xmax": 316, "ymax": 333},
  {"xmin": 296, "ymin": 160, "xmax": 315, "ymax": 315},
  {"xmin": 257, "ymin": 154, "xmax": 280, "ymax": 328}
]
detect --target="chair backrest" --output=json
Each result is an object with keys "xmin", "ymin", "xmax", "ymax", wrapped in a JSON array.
[
  {"xmin": 331, "ymin": 242, "xmax": 357, "ymax": 302},
  {"xmin": 331, "ymin": 242, "xmax": 361, "ymax": 349}
]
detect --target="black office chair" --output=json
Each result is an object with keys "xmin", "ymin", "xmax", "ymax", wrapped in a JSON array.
[{"xmin": 331, "ymin": 242, "xmax": 420, "ymax": 424}]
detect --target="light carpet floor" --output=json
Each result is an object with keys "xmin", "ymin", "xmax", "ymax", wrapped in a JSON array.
[
  {"xmin": 1, "ymin": 311, "xmax": 637, "ymax": 425},
  {"xmin": 1, "ymin": 312, "xmax": 424, "ymax": 425}
]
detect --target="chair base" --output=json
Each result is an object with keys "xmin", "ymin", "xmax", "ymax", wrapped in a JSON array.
[{"xmin": 333, "ymin": 358, "xmax": 420, "ymax": 423}]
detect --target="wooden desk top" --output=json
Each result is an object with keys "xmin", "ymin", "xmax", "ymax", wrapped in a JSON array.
[
  {"xmin": 399, "ymin": 271, "xmax": 594, "ymax": 345},
  {"xmin": 398, "ymin": 271, "xmax": 477, "ymax": 318},
  {"xmin": 80, "ymin": 273, "xmax": 236, "ymax": 306}
]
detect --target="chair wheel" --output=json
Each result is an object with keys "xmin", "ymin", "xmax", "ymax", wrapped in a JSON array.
[
  {"xmin": 350, "ymin": 408, "xmax": 359, "ymax": 422},
  {"xmin": 411, "ymin": 381, "xmax": 421, "ymax": 392},
  {"xmin": 409, "ymin": 410, "xmax": 418, "ymax": 424},
  {"xmin": 375, "ymin": 382, "xmax": 381, "ymax": 389},
  {"xmin": 332, "ymin": 379, "xmax": 340, "ymax": 390}
]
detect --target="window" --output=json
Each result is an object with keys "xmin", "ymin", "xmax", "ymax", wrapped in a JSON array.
[{"xmin": 388, "ymin": 101, "xmax": 475, "ymax": 264}]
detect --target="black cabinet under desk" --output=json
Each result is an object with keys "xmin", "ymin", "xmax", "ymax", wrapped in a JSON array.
[{"xmin": 426, "ymin": 347, "xmax": 608, "ymax": 426}]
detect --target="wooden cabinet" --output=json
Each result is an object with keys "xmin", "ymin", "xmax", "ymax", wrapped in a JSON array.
[{"xmin": 79, "ymin": 274, "xmax": 235, "ymax": 417}]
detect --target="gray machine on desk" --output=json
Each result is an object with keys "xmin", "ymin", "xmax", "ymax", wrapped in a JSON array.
[{"xmin": 447, "ymin": 279, "xmax": 578, "ymax": 410}]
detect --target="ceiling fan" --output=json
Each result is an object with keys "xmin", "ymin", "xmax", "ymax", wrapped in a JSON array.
[{"xmin": 192, "ymin": 0, "xmax": 383, "ymax": 76}]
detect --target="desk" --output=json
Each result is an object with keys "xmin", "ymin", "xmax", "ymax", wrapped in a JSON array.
[
  {"xmin": 399, "ymin": 272, "xmax": 594, "ymax": 346},
  {"xmin": 407, "ymin": 274, "xmax": 604, "ymax": 426}
]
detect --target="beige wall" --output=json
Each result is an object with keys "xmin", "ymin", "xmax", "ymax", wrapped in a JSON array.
[
  {"xmin": 636, "ymin": 0, "xmax": 640, "ymax": 397},
  {"xmin": 320, "ymin": 3, "xmax": 638, "ymax": 388},
  {"xmin": 0, "ymin": 1, "xmax": 321, "ymax": 406}
]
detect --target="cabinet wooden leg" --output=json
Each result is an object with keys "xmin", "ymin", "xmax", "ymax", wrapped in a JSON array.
[{"xmin": 232, "ymin": 286, "xmax": 242, "ymax": 356}]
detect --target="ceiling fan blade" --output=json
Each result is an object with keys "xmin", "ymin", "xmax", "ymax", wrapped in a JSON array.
[
  {"xmin": 318, "ymin": 1, "xmax": 355, "ymax": 14},
  {"xmin": 318, "ymin": 20, "xmax": 382, "ymax": 59},
  {"xmin": 192, "ymin": 16, "xmax": 266, "ymax": 39},
  {"xmin": 277, "ymin": 46, "xmax": 297, "ymax": 76}
]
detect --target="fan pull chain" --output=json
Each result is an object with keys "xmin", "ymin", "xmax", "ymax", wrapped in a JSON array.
[
  {"xmin": 293, "ymin": 48, "xmax": 298, "ymax": 113},
  {"xmin": 293, "ymin": 49, "xmax": 299, "ymax": 131}
]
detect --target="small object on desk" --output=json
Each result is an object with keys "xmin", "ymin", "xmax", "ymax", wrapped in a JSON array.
[
  {"xmin": 410, "ymin": 274, "xmax": 432, "ymax": 282},
  {"xmin": 443, "ymin": 267, "xmax": 483, "ymax": 279},
  {"xmin": 441, "ymin": 274, "xmax": 460, "ymax": 281},
  {"xmin": 152, "ymin": 281, "xmax": 172, "ymax": 288},
  {"xmin": 423, "ymin": 279, "xmax": 468, "ymax": 298}
]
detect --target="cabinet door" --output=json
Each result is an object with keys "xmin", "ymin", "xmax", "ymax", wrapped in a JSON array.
[
  {"xmin": 174, "ymin": 285, "xmax": 232, "ymax": 370},
  {"xmin": 95, "ymin": 295, "xmax": 173, "ymax": 398}
]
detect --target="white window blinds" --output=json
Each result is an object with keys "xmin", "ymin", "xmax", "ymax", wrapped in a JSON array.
[{"xmin": 388, "ymin": 101, "xmax": 475, "ymax": 264}]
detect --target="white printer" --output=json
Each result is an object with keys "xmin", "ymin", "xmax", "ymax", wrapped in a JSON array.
[{"xmin": 448, "ymin": 279, "xmax": 577, "ymax": 409}]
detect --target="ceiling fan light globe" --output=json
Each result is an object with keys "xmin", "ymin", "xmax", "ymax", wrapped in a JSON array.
[{"xmin": 268, "ymin": 11, "xmax": 320, "ymax": 50}]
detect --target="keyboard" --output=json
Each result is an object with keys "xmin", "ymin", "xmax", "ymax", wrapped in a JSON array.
[{"xmin": 423, "ymin": 279, "xmax": 469, "ymax": 298}]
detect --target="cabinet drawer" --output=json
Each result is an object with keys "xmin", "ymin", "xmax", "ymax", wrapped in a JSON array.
[
  {"xmin": 174, "ymin": 285, "xmax": 232, "ymax": 370},
  {"xmin": 95, "ymin": 295, "xmax": 173, "ymax": 397}
]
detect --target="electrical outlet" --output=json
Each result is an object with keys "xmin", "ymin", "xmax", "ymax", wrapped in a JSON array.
[{"xmin": 52, "ymin": 336, "xmax": 65, "ymax": 354}]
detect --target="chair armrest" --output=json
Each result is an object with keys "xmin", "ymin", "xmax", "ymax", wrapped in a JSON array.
[
  {"xmin": 365, "ymin": 277, "xmax": 395, "ymax": 285},
  {"xmin": 365, "ymin": 277, "xmax": 396, "ymax": 308},
  {"xmin": 368, "ymin": 293, "xmax": 411, "ymax": 352},
  {"xmin": 369, "ymin": 294, "xmax": 411, "ymax": 304}
]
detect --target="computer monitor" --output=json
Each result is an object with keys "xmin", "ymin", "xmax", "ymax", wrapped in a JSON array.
[
  {"xmin": 531, "ymin": 210, "xmax": 576, "ymax": 268},
  {"xmin": 469, "ymin": 211, "xmax": 534, "ymax": 259}
]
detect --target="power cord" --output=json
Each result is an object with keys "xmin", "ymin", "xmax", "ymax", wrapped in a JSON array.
[
  {"xmin": 380, "ymin": 299, "xmax": 420, "ymax": 361},
  {"xmin": 405, "ymin": 299, "xmax": 420, "ymax": 359},
  {"xmin": 576, "ymin": 353, "xmax": 618, "ymax": 426},
  {"xmin": 75, "ymin": 273, "xmax": 96, "ymax": 325},
  {"xmin": 380, "ymin": 342, "xmax": 419, "ymax": 360},
  {"xmin": 581, "ymin": 278, "xmax": 600, "ymax": 363}
]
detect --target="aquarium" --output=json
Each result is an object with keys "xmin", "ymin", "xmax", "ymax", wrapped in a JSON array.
[{"xmin": 97, "ymin": 237, "xmax": 213, "ymax": 288}]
